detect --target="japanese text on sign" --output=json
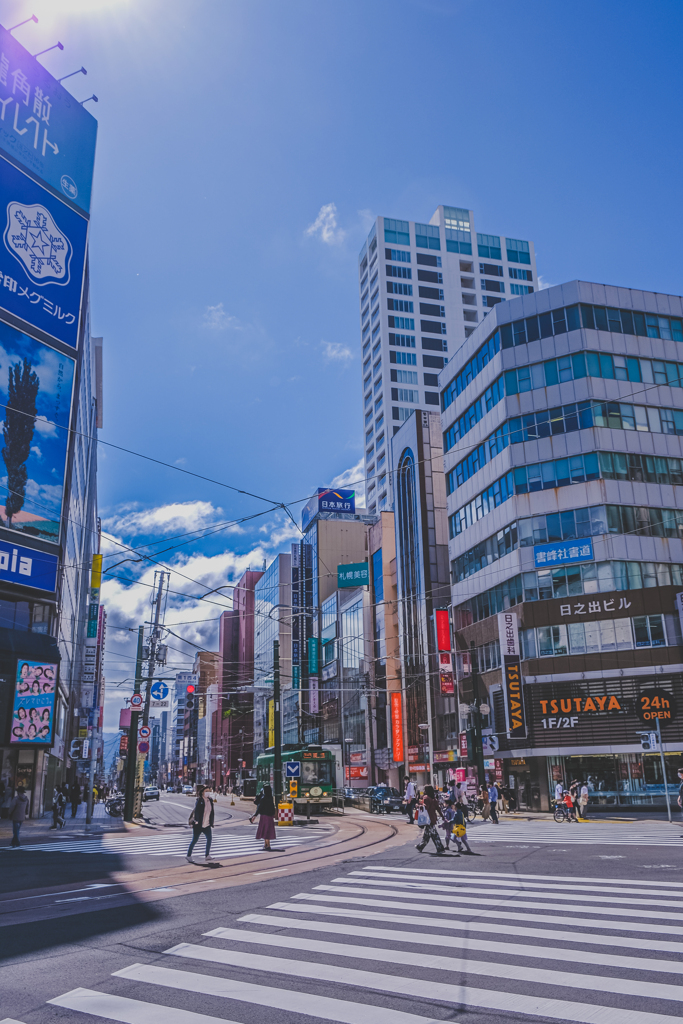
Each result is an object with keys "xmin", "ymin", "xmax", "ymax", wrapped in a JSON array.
[
  {"xmin": 534, "ymin": 538, "xmax": 593, "ymax": 568},
  {"xmin": 560, "ymin": 598, "xmax": 631, "ymax": 616}
]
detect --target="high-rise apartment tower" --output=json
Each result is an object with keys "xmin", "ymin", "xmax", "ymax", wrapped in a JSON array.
[{"xmin": 359, "ymin": 207, "xmax": 537, "ymax": 514}]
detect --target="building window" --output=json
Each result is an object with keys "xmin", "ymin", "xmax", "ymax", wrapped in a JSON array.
[
  {"xmin": 477, "ymin": 233, "xmax": 501, "ymax": 260},
  {"xmin": 387, "ymin": 281, "xmax": 413, "ymax": 295},
  {"xmin": 510, "ymin": 284, "xmax": 534, "ymax": 295},
  {"xmin": 393, "ymin": 406, "xmax": 413, "ymax": 421},
  {"xmin": 391, "ymin": 369, "xmax": 418, "ymax": 384},
  {"xmin": 388, "ymin": 316, "xmax": 415, "ymax": 330},
  {"xmin": 506, "ymin": 238, "xmax": 531, "ymax": 264},
  {"xmin": 384, "ymin": 219, "xmax": 410, "ymax": 246},
  {"xmin": 387, "ymin": 265, "xmax": 412, "ymax": 279},
  {"xmin": 389, "ymin": 333, "xmax": 416, "ymax": 348},
  {"xmin": 391, "ymin": 388, "xmax": 419, "ymax": 403},
  {"xmin": 388, "ymin": 299, "xmax": 414, "ymax": 312},
  {"xmin": 385, "ymin": 247, "xmax": 411, "ymax": 262},
  {"xmin": 509, "ymin": 267, "xmax": 533, "ymax": 281},
  {"xmin": 415, "ymin": 222, "xmax": 441, "ymax": 250},
  {"xmin": 390, "ymin": 350, "xmax": 417, "ymax": 365}
]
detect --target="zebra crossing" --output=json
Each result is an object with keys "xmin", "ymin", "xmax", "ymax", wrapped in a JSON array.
[
  {"xmin": 7, "ymin": 861, "xmax": 683, "ymax": 1024},
  {"xmin": 0, "ymin": 823, "xmax": 334, "ymax": 857},
  {"xmin": 467, "ymin": 818, "xmax": 683, "ymax": 845}
]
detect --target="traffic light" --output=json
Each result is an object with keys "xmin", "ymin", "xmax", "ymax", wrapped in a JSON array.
[
  {"xmin": 638, "ymin": 731, "xmax": 657, "ymax": 751},
  {"xmin": 69, "ymin": 739, "xmax": 82, "ymax": 759},
  {"xmin": 186, "ymin": 683, "xmax": 195, "ymax": 710}
]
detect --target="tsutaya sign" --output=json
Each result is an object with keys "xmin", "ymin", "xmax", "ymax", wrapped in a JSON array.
[{"xmin": 498, "ymin": 611, "xmax": 525, "ymax": 738}]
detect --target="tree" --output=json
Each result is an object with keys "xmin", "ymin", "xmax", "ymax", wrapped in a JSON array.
[{"xmin": 2, "ymin": 358, "xmax": 39, "ymax": 526}]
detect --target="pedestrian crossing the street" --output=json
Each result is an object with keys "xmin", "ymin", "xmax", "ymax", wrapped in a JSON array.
[
  {"xmin": 465, "ymin": 818, "xmax": 683, "ymax": 845},
  {"xmin": 8, "ymin": 862, "xmax": 683, "ymax": 1024},
  {"xmin": 0, "ymin": 824, "xmax": 334, "ymax": 857}
]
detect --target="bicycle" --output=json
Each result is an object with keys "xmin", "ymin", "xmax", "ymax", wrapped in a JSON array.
[{"xmin": 554, "ymin": 799, "xmax": 577, "ymax": 823}]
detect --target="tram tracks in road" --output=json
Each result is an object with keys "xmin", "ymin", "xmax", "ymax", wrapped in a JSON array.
[{"xmin": 0, "ymin": 814, "xmax": 403, "ymax": 928}]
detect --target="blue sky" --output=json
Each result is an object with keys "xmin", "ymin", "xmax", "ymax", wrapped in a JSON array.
[{"xmin": 4, "ymin": 0, "xmax": 682, "ymax": 728}]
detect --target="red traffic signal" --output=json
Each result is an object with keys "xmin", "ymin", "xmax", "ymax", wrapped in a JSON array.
[{"xmin": 186, "ymin": 684, "xmax": 195, "ymax": 693}]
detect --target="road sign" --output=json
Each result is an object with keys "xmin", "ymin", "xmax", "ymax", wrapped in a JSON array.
[
  {"xmin": 138, "ymin": 741, "xmax": 149, "ymax": 754},
  {"xmin": 151, "ymin": 700, "xmax": 169, "ymax": 708},
  {"xmin": 138, "ymin": 726, "xmax": 151, "ymax": 739},
  {"xmin": 130, "ymin": 694, "xmax": 143, "ymax": 708},
  {"xmin": 285, "ymin": 761, "xmax": 300, "ymax": 779},
  {"xmin": 150, "ymin": 681, "xmax": 169, "ymax": 701},
  {"xmin": 637, "ymin": 688, "xmax": 678, "ymax": 725}
]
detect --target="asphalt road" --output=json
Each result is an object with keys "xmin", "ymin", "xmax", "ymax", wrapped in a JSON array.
[{"xmin": 2, "ymin": 818, "xmax": 683, "ymax": 1024}]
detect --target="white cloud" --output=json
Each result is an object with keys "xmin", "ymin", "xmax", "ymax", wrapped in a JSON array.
[
  {"xmin": 538, "ymin": 275, "xmax": 556, "ymax": 290},
  {"xmin": 305, "ymin": 203, "xmax": 346, "ymax": 245},
  {"xmin": 102, "ymin": 500, "xmax": 222, "ymax": 538},
  {"xmin": 321, "ymin": 341, "xmax": 353, "ymax": 363},
  {"xmin": 331, "ymin": 458, "xmax": 366, "ymax": 508},
  {"xmin": 30, "ymin": 445, "xmax": 42, "ymax": 459},
  {"xmin": 34, "ymin": 416, "xmax": 57, "ymax": 437},
  {"xmin": 202, "ymin": 303, "xmax": 242, "ymax": 330}
]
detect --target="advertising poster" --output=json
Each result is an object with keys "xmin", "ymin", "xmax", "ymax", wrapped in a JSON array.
[
  {"xmin": 0, "ymin": 156, "xmax": 88, "ymax": 348},
  {"xmin": 391, "ymin": 691, "xmax": 404, "ymax": 762},
  {"xmin": 0, "ymin": 319, "xmax": 74, "ymax": 544},
  {"xmin": 0, "ymin": 26, "xmax": 97, "ymax": 213},
  {"xmin": 10, "ymin": 658, "xmax": 57, "ymax": 744}
]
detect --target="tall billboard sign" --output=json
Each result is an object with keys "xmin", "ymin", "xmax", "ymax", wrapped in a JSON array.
[
  {"xmin": 391, "ymin": 691, "xmax": 404, "ymax": 762},
  {"xmin": 0, "ymin": 156, "xmax": 88, "ymax": 348},
  {"xmin": 10, "ymin": 658, "xmax": 57, "ymax": 744},
  {"xmin": 497, "ymin": 611, "xmax": 526, "ymax": 738},
  {"xmin": 434, "ymin": 608, "xmax": 455, "ymax": 696},
  {"xmin": 0, "ymin": 318, "xmax": 75, "ymax": 544},
  {"xmin": 0, "ymin": 26, "xmax": 97, "ymax": 214}
]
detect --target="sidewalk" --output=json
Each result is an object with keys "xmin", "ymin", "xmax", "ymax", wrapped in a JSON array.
[{"xmin": 0, "ymin": 802, "xmax": 127, "ymax": 840}]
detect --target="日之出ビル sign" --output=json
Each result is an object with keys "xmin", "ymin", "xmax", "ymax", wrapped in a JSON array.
[
  {"xmin": 0, "ymin": 157, "xmax": 88, "ymax": 348},
  {"xmin": 0, "ymin": 26, "xmax": 97, "ymax": 214}
]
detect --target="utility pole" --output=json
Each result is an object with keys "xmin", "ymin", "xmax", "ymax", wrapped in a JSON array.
[
  {"xmin": 124, "ymin": 627, "xmax": 144, "ymax": 822},
  {"xmin": 469, "ymin": 641, "xmax": 486, "ymax": 791},
  {"xmin": 656, "ymin": 718, "xmax": 672, "ymax": 824},
  {"xmin": 142, "ymin": 571, "xmax": 166, "ymax": 729},
  {"xmin": 273, "ymin": 639, "xmax": 281, "ymax": 806}
]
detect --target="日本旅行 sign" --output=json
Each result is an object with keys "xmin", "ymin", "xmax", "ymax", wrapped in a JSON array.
[
  {"xmin": 0, "ymin": 26, "xmax": 97, "ymax": 214},
  {"xmin": 534, "ymin": 538, "xmax": 593, "ymax": 568},
  {"xmin": 302, "ymin": 487, "xmax": 355, "ymax": 530}
]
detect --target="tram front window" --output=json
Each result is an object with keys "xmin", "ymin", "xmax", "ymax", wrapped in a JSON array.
[{"xmin": 302, "ymin": 762, "xmax": 332, "ymax": 785}]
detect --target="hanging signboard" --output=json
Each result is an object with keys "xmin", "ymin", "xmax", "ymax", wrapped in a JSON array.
[
  {"xmin": 391, "ymin": 691, "xmax": 404, "ymax": 762},
  {"xmin": 498, "ymin": 611, "xmax": 526, "ymax": 738}
]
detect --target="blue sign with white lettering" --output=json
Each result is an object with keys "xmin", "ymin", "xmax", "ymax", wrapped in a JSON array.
[
  {"xmin": 285, "ymin": 761, "xmax": 301, "ymax": 779},
  {"xmin": 534, "ymin": 537, "xmax": 593, "ymax": 569},
  {"xmin": 0, "ymin": 157, "xmax": 88, "ymax": 348},
  {"xmin": 150, "ymin": 681, "xmax": 169, "ymax": 701},
  {"xmin": 302, "ymin": 487, "xmax": 356, "ymax": 530},
  {"xmin": 0, "ymin": 539, "xmax": 58, "ymax": 591},
  {"xmin": 0, "ymin": 26, "xmax": 98, "ymax": 214}
]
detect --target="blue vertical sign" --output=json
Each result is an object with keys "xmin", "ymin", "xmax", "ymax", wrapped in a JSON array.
[
  {"xmin": 0, "ymin": 156, "xmax": 88, "ymax": 347},
  {"xmin": 0, "ymin": 26, "xmax": 97, "ymax": 213}
]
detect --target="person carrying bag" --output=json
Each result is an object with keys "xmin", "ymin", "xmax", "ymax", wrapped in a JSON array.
[
  {"xmin": 186, "ymin": 784, "xmax": 215, "ymax": 862},
  {"xmin": 251, "ymin": 784, "xmax": 278, "ymax": 851}
]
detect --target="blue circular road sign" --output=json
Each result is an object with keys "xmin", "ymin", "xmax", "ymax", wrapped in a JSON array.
[{"xmin": 150, "ymin": 681, "xmax": 169, "ymax": 701}]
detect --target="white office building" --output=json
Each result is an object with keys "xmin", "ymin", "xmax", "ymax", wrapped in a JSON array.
[{"xmin": 359, "ymin": 207, "xmax": 537, "ymax": 513}]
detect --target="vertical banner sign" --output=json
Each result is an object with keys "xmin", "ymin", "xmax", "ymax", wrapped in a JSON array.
[
  {"xmin": 268, "ymin": 698, "xmax": 275, "ymax": 748},
  {"xmin": 435, "ymin": 609, "xmax": 454, "ymax": 695},
  {"xmin": 497, "ymin": 611, "xmax": 526, "ymax": 738},
  {"xmin": 308, "ymin": 637, "xmax": 319, "ymax": 675},
  {"xmin": 676, "ymin": 593, "xmax": 683, "ymax": 645},
  {"xmin": 309, "ymin": 676, "xmax": 319, "ymax": 714},
  {"xmin": 435, "ymin": 609, "xmax": 451, "ymax": 652},
  {"xmin": 391, "ymin": 691, "xmax": 404, "ymax": 762}
]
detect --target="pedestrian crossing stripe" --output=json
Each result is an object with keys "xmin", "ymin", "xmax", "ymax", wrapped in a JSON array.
[
  {"xmin": 0, "ymin": 825, "xmax": 333, "ymax": 856},
  {"xmin": 9, "ymin": 864, "xmax": 683, "ymax": 1024},
  {"xmin": 464, "ymin": 820, "xmax": 683, "ymax": 845}
]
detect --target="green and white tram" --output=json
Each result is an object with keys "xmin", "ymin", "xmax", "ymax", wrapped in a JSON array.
[{"xmin": 255, "ymin": 744, "xmax": 335, "ymax": 812}]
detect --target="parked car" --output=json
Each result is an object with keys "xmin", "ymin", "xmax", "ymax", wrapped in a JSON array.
[
  {"xmin": 143, "ymin": 786, "xmax": 160, "ymax": 801},
  {"xmin": 370, "ymin": 786, "xmax": 403, "ymax": 814},
  {"xmin": 182, "ymin": 784, "xmax": 194, "ymax": 795}
]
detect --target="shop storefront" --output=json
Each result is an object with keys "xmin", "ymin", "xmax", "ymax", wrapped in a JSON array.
[{"xmin": 496, "ymin": 673, "xmax": 683, "ymax": 811}]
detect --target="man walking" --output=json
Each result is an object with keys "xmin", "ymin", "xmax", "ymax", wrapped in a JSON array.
[
  {"xmin": 404, "ymin": 777, "xmax": 416, "ymax": 823},
  {"xmin": 50, "ymin": 785, "xmax": 66, "ymax": 829},
  {"xmin": 8, "ymin": 786, "xmax": 29, "ymax": 847},
  {"xmin": 488, "ymin": 781, "xmax": 500, "ymax": 824},
  {"xmin": 70, "ymin": 781, "xmax": 81, "ymax": 818}
]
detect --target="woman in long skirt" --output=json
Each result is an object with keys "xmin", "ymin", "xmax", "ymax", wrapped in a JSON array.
[{"xmin": 252, "ymin": 784, "xmax": 277, "ymax": 850}]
